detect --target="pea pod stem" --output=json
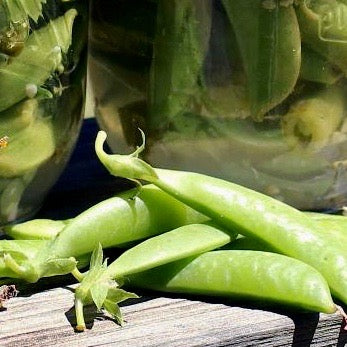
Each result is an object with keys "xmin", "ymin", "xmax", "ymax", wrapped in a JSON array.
[
  {"xmin": 95, "ymin": 130, "xmax": 347, "ymax": 306},
  {"xmin": 74, "ymin": 296, "xmax": 86, "ymax": 331}
]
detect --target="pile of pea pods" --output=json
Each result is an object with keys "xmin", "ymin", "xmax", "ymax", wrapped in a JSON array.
[{"xmin": 0, "ymin": 130, "xmax": 346, "ymax": 331}]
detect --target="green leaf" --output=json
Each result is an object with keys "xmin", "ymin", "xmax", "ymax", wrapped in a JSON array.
[
  {"xmin": 74, "ymin": 244, "xmax": 139, "ymax": 329},
  {"xmin": 103, "ymin": 300, "xmax": 124, "ymax": 326},
  {"xmin": 103, "ymin": 288, "xmax": 138, "ymax": 326},
  {"xmin": 89, "ymin": 243, "xmax": 103, "ymax": 269},
  {"xmin": 107, "ymin": 286, "xmax": 139, "ymax": 304},
  {"xmin": 90, "ymin": 281, "xmax": 109, "ymax": 310}
]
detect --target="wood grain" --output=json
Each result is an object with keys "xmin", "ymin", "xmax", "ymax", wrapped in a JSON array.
[{"xmin": 0, "ymin": 284, "xmax": 346, "ymax": 347}]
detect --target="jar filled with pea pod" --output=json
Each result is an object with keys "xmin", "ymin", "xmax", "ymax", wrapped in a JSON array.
[
  {"xmin": 0, "ymin": 1, "xmax": 88, "ymax": 225},
  {"xmin": 88, "ymin": 0, "xmax": 347, "ymax": 210}
]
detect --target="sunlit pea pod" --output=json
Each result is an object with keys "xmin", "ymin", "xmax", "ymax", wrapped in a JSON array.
[
  {"xmin": 104, "ymin": 223, "xmax": 233, "ymax": 279},
  {"xmin": 3, "ymin": 219, "xmax": 69, "ymax": 240},
  {"xmin": 149, "ymin": 0, "xmax": 211, "ymax": 131},
  {"xmin": 95, "ymin": 130, "xmax": 347, "ymax": 307},
  {"xmin": 127, "ymin": 250, "xmax": 337, "ymax": 315},
  {"xmin": 48, "ymin": 185, "xmax": 211, "ymax": 261},
  {"xmin": 296, "ymin": 0, "xmax": 347, "ymax": 76},
  {"xmin": 0, "ymin": 9, "xmax": 77, "ymax": 112},
  {"xmin": 221, "ymin": 0, "xmax": 301, "ymax": 120}
]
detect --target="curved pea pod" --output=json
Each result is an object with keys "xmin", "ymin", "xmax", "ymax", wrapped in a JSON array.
[
  {"xmin": 0, "ymin": 118, "xmax": 55, "ymax": 177},
  {"xmin": 105, "ymin": 223, "xmax": 234, "ymax": 278},
  {"xmin": 222, "ymin": 0, "xmax": 301, "ymax": 120},
  {"xmin": 74, "ymin": 223, "xmax": 235, "ymax": 330},
  {"xmin": 300, "ymin": 45, "xmax": 343, "ymax": 84},
  {"xmin": 0, "ymin": 9, "xmax": 77, "ymax": 112},
  {"xmin": 49, "ymin": 185, "xmax": 211, "ymax": 260},
  {"xmin": 95, "ymin": 130, "xmax": 347, "ymax": 306},
  {"xmin": 127, "ymin": 250, "xmax": 337, "ymax": 314},
  {"xmin": 296, "ymin": 0, "xmax": 347, "ymax": 75},
  {"xmin": 281, "ymin": 87, "xmax": 344, "ymax": 150},
  {"xmin": 149, "ymin": 0, "xmax": 211, "ymax": 131}
]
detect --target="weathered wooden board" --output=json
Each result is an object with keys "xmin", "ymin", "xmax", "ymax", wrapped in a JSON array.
[{"xmin": 0, "ymin": 284, "xmax": 346, "ymax": 347}]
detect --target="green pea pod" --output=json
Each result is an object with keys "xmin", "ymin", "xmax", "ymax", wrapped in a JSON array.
[
  {"xmin": 306, "ymin": 212, "xmax": 347, "ymax": 247},
  {"xmin": 95, "ymin": 130, "xmax": 347, "ymax": 306},
  {"xmin": 149, "ymin": 0, "xmax": 211, "ymax": 130},
  {"xmin": 4, "ymin": 219, "xmax": 68, "ymax": 240},
  {"xmin": 296, "ymin": 0, "xmax": 347, "ymax": 75},
  {"xmin": 74, "ymin": 223, "xmax": 235, "ymax": 330},
  {"xmin": 300, "ymin": 45, "xmax": 342, "ymax": 84},
  {"xmin": 49, "ymin": 185, "xmax": 211, "ymax": 260},
  {"xmin": 127, "ymin": 250, "xmax": 336, "ymax": 314},
  {"xmin": 0, "ymin": 9, "xmax": 77, "ymax": 112},
  {"xmin": 0, "ymin": 118, "xmax": 55, "ymax": 177},
  {"xmin": 105, "ymin": 223, "xmax": 233, "ymax": 278},
  {"xmin": 222, "ymin": 0, "xmax": 301, "ymax": 120}
]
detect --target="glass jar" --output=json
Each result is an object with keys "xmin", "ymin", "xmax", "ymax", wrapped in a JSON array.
[
  {"xmin": 0, "ymin": 0, "xmax": 88, "ymax": 225},
  {"xmin": 88, "ymin": 0, "xmax": 347, "ymax": 211}
]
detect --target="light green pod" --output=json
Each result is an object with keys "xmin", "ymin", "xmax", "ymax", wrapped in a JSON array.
[
  {"xmin": 0, "ymin": 9, "xmax": 77, "ymax": 111},
  {"xmin": 4, "ymin": 219, "xmax": 68, "ymax": 240},
  {"xmin": 128, "ymin": 250, "xmax": 337, "ymax": 314},
  {"xmin": 49, "ymin": 185, "xmax": 210, "ymax": 259},
  {"xmin": 149, "ymin": 0, "xmax": 211, "ymax": 130},
  {"xmin": 106, "ymin": 223, "xmax": 234, "ymax": 278},
  {"xmin": 222, "ymin": 0, "xmax": 301, "ymax": 120}
]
